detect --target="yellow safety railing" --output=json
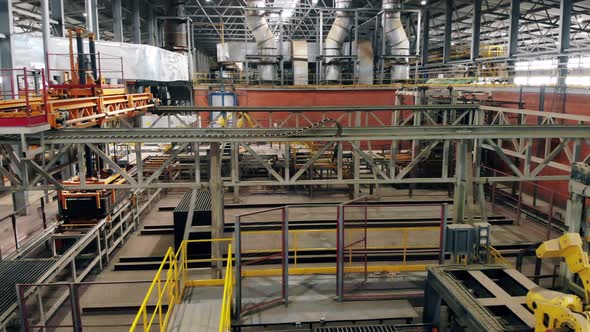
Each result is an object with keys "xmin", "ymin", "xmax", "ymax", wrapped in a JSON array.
[
  {"xmin": 129, "ymin": 247, "xmax": 180, "ymax": 332},
  {"xmin": 489, "ymin": 246, "xmax": 511, "ymax": 266},
  {"xmin": 130, "ymin": 238, "xmax": 233, "ymax": 332},
  {"xmin": 219, "ymin": 244, "xmax": 233, "ymax": 332},
  {"xmin": 241, "ymin": 226, "xmax": 441, "ymax": 269}
]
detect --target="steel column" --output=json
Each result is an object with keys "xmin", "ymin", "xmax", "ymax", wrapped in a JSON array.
[
  {"xmin": 470, "ymin": 0, "xmax": 481, "ymax": 61},
  {"xmin": 421, "ymin": 8, "xmax": 430, "ymax": 67},
  {"xmin": 41, "ymin": 0, "xmax": 51, "ymax": 73},
  {"xmin": 132, "ymin": 0, "xmax": 141, "ymax": 44},
  {"xmin": 210, "ymin": 143, "xmax": 223, "ymax": 273},
  {"xmin": 507, "ymin": 0, "xmax": 520, "ymax": 58},
  {"xmin": 147, "ymin": 7, "xmax": 155, "ymax": 46},
  {"xmin": 50, "ymin": 0, "xmax": 65, "ymax": 37},
  {"xmin": 112, "ymin": 0, "xmax": 124, "ymax": 42},
  {"xmin": 453, "ymin": 140, "xmax": 467, "ymax": 223},
  {"xmin": 557, "ymin": 0, "xmax": 572, "ymax": 87},
  {"xmin": 443, "ymin": 0, "xmax": 453, "ymax": 63},
  {"xmin": 84, "ymin": 0, "xmax": 99, "ymax": 38},
  {"xmin": 0, "ymin": 0, "xmax": 14, "ymax": 73}
]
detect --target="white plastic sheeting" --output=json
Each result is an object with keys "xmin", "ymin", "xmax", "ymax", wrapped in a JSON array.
[{"xmin": 12, "ymin": 34, "xmax": 188, "ymax": 82}]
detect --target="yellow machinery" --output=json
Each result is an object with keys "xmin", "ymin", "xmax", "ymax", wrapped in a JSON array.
[{"xmin": 526, "ymin": 233, "xmax": 590, "ymax": 331}]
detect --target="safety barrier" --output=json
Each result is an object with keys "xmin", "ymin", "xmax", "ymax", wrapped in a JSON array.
[
  {"xmin": 489, "ymin": 246, "xmax": 511, "ymax": 266},
  {"xmin": 219, "ymin": 244, "xmax": 233, "ymax": 332},
  {"xmin": 129, "ymin": 247, "xmax": 180, "ymax": 331},
  {"xmin": 130, "ymin": 238, "xmax": 233, "ymax": 332}
]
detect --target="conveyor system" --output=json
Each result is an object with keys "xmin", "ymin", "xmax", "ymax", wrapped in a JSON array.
[
  {"xmin": 424, "ymin": 264, "xmax": 536, "ymax": 332},
  {"xmin": 0, "ymin": 259, "xmax": 57, "ymax": 322},
  {"xmin": 57, "ymin": 173, "xmax": 132, "ymax": 221}
]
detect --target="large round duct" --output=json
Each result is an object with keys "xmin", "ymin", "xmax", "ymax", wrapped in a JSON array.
[
  {"xmin": 164, "ymin": 0, "xmax": 188, "ymax": 53},
  {"xmin": 246, "ymin": 0, "xmax": 278, "ymax": 83},
  {"xmin": 323, "ymin": 0, "xmax": 353, "ymax": 82},
  {"xmin": 383, "ymin": 0, "xmax": 410, "ymax": 80}
]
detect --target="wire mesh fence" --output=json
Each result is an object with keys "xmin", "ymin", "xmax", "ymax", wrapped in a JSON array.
[
  {"xmin": 338, "ymin": 203, "xmax": 446, "ymax": 300},
  {"xmin": 17, "ymin": 281, "xmax": 154, "ymax": 331},
  {"xmin": 236, "ymin": 207, "xmax": 287, "ymax": 317}
]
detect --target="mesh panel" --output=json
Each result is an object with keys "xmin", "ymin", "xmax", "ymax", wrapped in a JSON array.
[
  {"xmin": 239, "ymin": 207, "xmax": 286, "ymax": 315},
  {"xmin": 340, "ymin": 204, "xmax": 444, "ymax": 299},
  {"xmin": 18, "ymin": 282, "xmax": 156, "ymax": 331}
]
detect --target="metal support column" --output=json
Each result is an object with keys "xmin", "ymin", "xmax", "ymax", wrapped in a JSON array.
[
  {"xmin": 453, "ymin": 140, "xmax": 467, "ymax": 223},
  {"xmin": 112, "ymin": 0, "xmax": 123, "ymax": 42},
  {"xmin": 443, "ymin": 0, "xmax": 453, "ymax": 63},
  {"xmin": 210, "ymin": 143, "xmax": 224, "ymax": 273},
  {"xmin": 470, "ymin": 0, "xmax": 481, "ymax": 61},
  {"xmin": 353, "ymin": 112, "xmax": 361, "ymax": 198},
  {"xmin": 132, "ymin": 0, "xmax": 141, "ymax": 44},
  {"xmin": 557, "ymin": 0, "xmax": 572, "ymax": 87},
  {"xmin": 507, "ymin": 0, "xmax": 520, "ymax": 58},
  {"xmin": 421, "ymin": 8, "xmax": 430, "ymax": 68},
  {"xmin": 0, "ymin": 0, "xmax": 15, "ymax": 74},
  {"xmin": 147, "ymin": 7, "xmax": 155, "ymax": 46},
  {"xmin": 41, "ymin": 0, "xmax": 51, "ymax": 71},
  {"xmin": 85, "ymin": 0, "xmax": 99, "ymax": 38},
  {"xmin": 50, "ymin": 0, "xmax": 65, "ymax": 37}
]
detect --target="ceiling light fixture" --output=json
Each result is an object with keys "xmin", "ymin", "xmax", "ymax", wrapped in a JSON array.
[{"xmin": 420, "ymin": 0, "xmax": 427, "ymax": 5}]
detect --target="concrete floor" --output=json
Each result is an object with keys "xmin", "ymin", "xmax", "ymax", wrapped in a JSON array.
[
  {"xmin": 0, "ymin": 190, "xmax": 59, "ymax": 257},
  {"xmin": 6, "ymin": 185, "xmax": 564, "ymax": 331},
  {"xmin": 239, "ymin": 274, "xmax": 418, "ymax": 326}
]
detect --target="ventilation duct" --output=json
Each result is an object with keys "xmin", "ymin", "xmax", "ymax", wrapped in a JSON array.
[
  {"xmin": 383, "ymin": 0, "xmax": 409, "ymax": 80},
  {"xmin": 357, "ymin": 40, "xmax": 374, "ymax": 84},
  {"xmin": 292, "ymin": 40, "xmax": 308, "ymax": 85},
  {"xmin": 246, "ymin": 0, "xmax": 278, "ymax": 82},
  {"xmin": 164, "ymin": 1, "xmax": 189, "ymax": 53},
  {"xmin": 323, "ymin": 0, "xmax": 353, "ymax": 82}
]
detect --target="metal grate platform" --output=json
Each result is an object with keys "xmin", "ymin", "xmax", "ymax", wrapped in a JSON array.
[
  {"xmin": 0, "ymin": 259, "xmax": 57, "ymax": 317},
  {"xmin": 314, "ymin": 325, "xmax": 432, "ymax": 332}
]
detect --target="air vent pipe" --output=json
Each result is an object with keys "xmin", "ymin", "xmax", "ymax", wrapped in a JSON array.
[
  {"xmin": 246, "ymin": 0, "xmax": 278, "ymax": 82},
  {"xmin": 323, "ymin": 0, "xmax": 353, "ymax": 82},
  {"xmin": 383, "ymin": 0, "xmax": 410, "ymax": 80}
]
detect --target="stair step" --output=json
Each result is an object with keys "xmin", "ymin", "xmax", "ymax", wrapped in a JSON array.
[
  {"xmin": 140, "ymin": 228, "xmax": 174, "ymax": 235},
  {"xmin": 143, "ymin": 224, "xmax": 174, "ymax": 230},
  {"xmin": 119, "ymin": 256, "xmax": 165, "ymax": 263}
]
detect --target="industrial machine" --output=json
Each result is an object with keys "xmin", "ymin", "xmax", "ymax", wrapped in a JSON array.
[
  {"xmin": 0, "ymin": 28, "xmax": 157, "ymax": 129},
  {"xmin": 526, "ymin": 233, "xmax": 590, "ymax": 332}
]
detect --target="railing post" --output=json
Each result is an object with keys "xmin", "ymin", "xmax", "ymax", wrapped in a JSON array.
[
  {"xmin": 282, "ymin": 206, "xmax": 289, "ymax": 305},
  {"xmin": 336, "ymin": 204, "xmax": 344, "ymax": 302},
  {"xmin": 23, "ymin": 68, "xmax": 30, "ymax": 114},
  {"xmin": 69, "ymin": 283, "xmax": 82, "ymax": 331},
  {"xmin": 491, "ymin": 171, "xmax": 497, "ymax": 211},
  {"xmin": 234, "ymin": 216, "xmax": 242, "ymax": 320},
  {"xmin": 439, "ymin": 204, "xmax": 448, "ymax": 265},
  {"xmin": 547, "ymin": 192, "xmax": 555, "ymax": 240},
  {"xmin": 16, "ymin": 285, "xmax": 30, "ymax": 332},
  {"xmin": 40, "ymin": 198, "xmax": 47, "ymax": 229},
  {"xmin": 11, "ymin": 213, "xmax": 19, "ymax": 250},
  {"xmin": 516, "ymin": 182, "xmax": 523, "ymax": 225}
]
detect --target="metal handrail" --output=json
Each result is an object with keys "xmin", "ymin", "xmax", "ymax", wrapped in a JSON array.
[{"xmin": 219, "ymin": 244, "xmax": 233, "ymax": 332}]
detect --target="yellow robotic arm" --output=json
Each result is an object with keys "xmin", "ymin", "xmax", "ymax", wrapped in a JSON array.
[
  {"xmin": 537, "ymin": 233, "xmax": 590, "ymax": 303},
  {"xmin": 526, "ymin": 233, "xmax": 590, "ymax": 332}
]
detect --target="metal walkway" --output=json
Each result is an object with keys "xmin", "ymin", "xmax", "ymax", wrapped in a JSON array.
[
  {"xmin": 166, "ymin": 286, "xmax": 224, "ymax": 332},
  {"xmin": 0, "ymin": 259, "xmax": 57, "ymax": 321}
]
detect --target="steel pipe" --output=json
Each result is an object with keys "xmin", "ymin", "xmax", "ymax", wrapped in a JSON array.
[
  {"xmin": 323, "ymin": 0, "xmax": 353, "ymax": 82},
  {"xmin": 246, "ymin": 0, "xmax": 277, "ymax": 82},
  {"xmin": 383, "ymin": 0, "xmax": 409, "ymax": 80}
]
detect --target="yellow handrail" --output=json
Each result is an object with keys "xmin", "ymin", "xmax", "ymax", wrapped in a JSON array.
[
  {"xmin": 219, "ymin": 244, "xmax": 233, "ymax": 332},
  {"xmin": 130, "ymin": 238, "xmax": 233, "ymax": 332},
  {"xmin": 489, "ymin": 246, "xmax": 511, "ymax": 266},
  {"xmin": 129, "ymin": 247, "xmax": 179, "ymax": 331}
]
